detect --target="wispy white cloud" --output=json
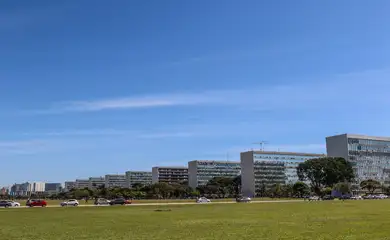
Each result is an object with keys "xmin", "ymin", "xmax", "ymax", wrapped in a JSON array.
[{"xmin": 26, "ymin": 68, "xmax": 390, "ymax": 114}]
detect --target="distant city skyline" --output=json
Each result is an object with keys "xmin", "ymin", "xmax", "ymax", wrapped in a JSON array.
[{"xmin": 2, "ymin": 1, "xmax": 390, "ymax": 185}]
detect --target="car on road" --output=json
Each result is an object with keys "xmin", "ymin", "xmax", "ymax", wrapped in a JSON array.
[
  {"xmin": 351, "ymin": 196, "xmax": 363, "ymax": 200},
  {"xmin": 94, "ymin": 198, "xmax": 111, "ymax": 205},
  {"xmin": 196, "ymin": 197, "xmax": 211, "ymax": 203},
  {"xmin": 322, "ymin": 195, "xmax": 334, "ymax": 200},
  {"xmin": 376, "ymin": 194, "xmax": 388, "ymax": 199},
  {"xmin": 308, "ymin": 196, "xmax": 320, "ymax": 201},
  {"xmin": 0, "ymin": 200, "xmax": 12, "ymax": 208},
  {"xmin": 60, "ymin": 199, "xmax": 79, "ymax": 207},
  {"xmin": 109, "ymin": 198, "xmax": 131, "ymax": 206},
  {"xmin": 26, "ymin": 199, "xmax": 47, "ymax": 207},
  {"xmin": 8, "ymin": 201, "xmax": 21, "ymax": 207},
  {"xmin": 236, "ymin": 196, "xmax": 251, "ymax": 203}
]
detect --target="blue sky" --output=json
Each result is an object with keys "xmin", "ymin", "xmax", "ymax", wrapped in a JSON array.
[{"xmin": 2, "ymin": 0, "xmax": 390, "ymax": 186}]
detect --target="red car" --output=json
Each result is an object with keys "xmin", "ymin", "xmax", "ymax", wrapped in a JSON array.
[{"xmin": 26, "ymin": 199, "xmax": 47, "ymax": 207}]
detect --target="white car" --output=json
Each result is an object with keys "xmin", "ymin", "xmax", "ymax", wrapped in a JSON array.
[
  {"xmin": 196, "ymin": 197, "xmax": 211, "ymax": 203},
  {"xmin": 8, "ymin": 201, "xmax": 21, "ymax": 207},
  {"xmin": 308, "ymin": 196, "xmax": 320, "ymax": 201},
  {"xmin": 376, "ymin": 194, "xmax": 388, "ymax": 199},
  {"xmin": 351, "ymin": 196, "xmax": 363, "ymax": 200},
  {"xmin": 60, "ymin": 199, "xmax": 79, "ymax": 207}
]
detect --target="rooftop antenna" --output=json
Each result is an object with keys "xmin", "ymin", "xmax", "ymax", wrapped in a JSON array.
[{"xmin": 253, "ymin": 141, "xmax": 269, "ymax": 151}]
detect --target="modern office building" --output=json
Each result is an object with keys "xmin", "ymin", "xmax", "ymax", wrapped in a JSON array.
[
  {"xmin": 152, "ymin": 166, "xmax": 188, "ymax": 184},
  {"xmin": 45, "ymin": 183, "xmax": 62, "ymax": 195},
  {"xmin": 105, "ymin": 174, "xmax": 127, "ymax": 188},
  {"xmin": 64, "ymin": 181, "xmax": 76, "ymax": 191},
  {"xmin": 89, "ymin": 177, "xmax": 105, "ymax": 189},
  {"xmin": 75, "ymin": 179, "xmax": 90, "ymax": 189},
  {"xmin": 10, "ymin": 182, "xmax": 46, "ymax": 196},
  {"xmin": 188, "ymin": 160, "xmax": 241, "ymax": 188},
  {"xmin": 326, "ymin": 134, "xmax": 390, "ymax": 184},
  {"xmin": 125, "ymin": 171, "xmax": 152, "ymax": 188},
  {"xmin": 31, "ymin": 182, "xmax": 45, "ymax": 193},
  {"xmin": 241, "ymin": 151, "xmax": 325, "ymax": 197}
]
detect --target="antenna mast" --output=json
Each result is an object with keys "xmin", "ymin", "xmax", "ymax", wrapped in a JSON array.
[{"xmin": 253, "ymin": 141, "xmax": 269, "ymax": 151}]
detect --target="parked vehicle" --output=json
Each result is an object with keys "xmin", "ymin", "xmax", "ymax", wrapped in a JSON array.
[
  {"xmin": 376, "ymin": 194, "xmax": 388, "ymax": 199},
  {"xmin": 60, "ymin": 199, "xmax": 79, "ymax": 207},
  {"xmin": 351, "ymin": 196, "xmax": 363, "ymax": 200},
  {"xmin": 94, "ymin": 198, "xmax": 111, "ymax": 205},
  {"xmin": 109, "ymin": 198, "xmax": 130, "ymax": 205},
  {"xmin": 196, "ymin": 197, "xmax": 211, "ymax": 203},
  {"xmin": 26, "ymin": 199, "xmax": 47, "ymax": 207},
  {"xmin": 0, "ymin": 200, "xmax": 12, "ymax": 208},
  {"xmin": 236, "ymin": 197, "xmax": 251, "ymax": 203},
  {"xmin": 322, "ymin": 195, "xmax": 334, "ymax": 200},
  {"xmin": 8, "ymin": 201, "xmax": 21, "ymax": 207},
  {"xmin": 308, "ymin": 196, "xmax": 320, "ymax": 201}
]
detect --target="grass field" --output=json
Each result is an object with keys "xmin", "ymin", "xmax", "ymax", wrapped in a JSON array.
[{"xmin": 1, "ymin": 200, "xmax": 390, "ymax": 240}]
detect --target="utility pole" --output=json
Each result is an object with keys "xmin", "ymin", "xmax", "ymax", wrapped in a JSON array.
[{"xmin": 253, "ymin": 141, "xmax": 269, "ymax": 151}]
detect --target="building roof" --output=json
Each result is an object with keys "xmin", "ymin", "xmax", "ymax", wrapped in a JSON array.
[
  {"xmin": 327, "ymin": 133, "xmax": 390, "ymax": 142},
  {"xmin": 242, "ymin": 150, "xmax": 325, "ymax": 157},
  {"xmin": 189, "ymin": 160, "xmax": 240, "ymax": 164},
  {"xmin": 153, "ymin": 166, "xmax": 188, "ymax": 169}
]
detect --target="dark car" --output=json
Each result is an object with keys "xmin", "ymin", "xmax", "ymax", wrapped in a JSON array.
[
  {"xmin": 109, "ymin": 198, "xmax": 129, "ymax": 206},
  {"xmin": 26, "ymin": 199, "xmax": 47, "ymax": 207},
  {"xmin": 0, "ymin": 200, "xmax": 12, "ymax": 208}
]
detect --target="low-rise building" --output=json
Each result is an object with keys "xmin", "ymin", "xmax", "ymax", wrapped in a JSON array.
[
  {"xmin": 105, "ymin": 174, "xmax": 127, "ymax": 188},
  {"xmin": 152, "ymin": 166, "xmax": 188, "ymax": 184},
  {"xmin": 241, "ymin": 150, "xmax": 325, "ymax": 197},
  {"xmin": 125, "ymin": 171, "xmax": 152, "ymax": 188},
  {"xmin": 188, "ymin": 160, "xmax": 241, "ymax": 188},
  {"xmin": 89, "ymin": 177, "xmax": 105, "ymax": 189}
]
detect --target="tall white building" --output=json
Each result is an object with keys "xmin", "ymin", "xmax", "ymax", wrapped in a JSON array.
[
  {"xmin": 31, "ymin": 182, "xmax": 45, "ymax": 193},
  {"xmin": 105, "ymin": 174, "xmax": 127, "ymax": 188}
]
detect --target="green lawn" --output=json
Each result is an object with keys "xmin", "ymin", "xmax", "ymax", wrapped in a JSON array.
[{"xmin": 1, "ymin": 200, "xmax": 390, "ymax": 240}]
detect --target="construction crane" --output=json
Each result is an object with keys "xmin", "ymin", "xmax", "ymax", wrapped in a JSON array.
[{"xmin": 253, "ymin": 141, "xmax": 268, "ymax": 151}]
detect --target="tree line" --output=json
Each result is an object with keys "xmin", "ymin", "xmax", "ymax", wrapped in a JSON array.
[{"xmin": 2, "ymin": 157, "xmax": 388, "ymax": 200}]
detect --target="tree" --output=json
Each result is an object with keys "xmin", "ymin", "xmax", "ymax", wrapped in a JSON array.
[
  {"xmin": 333, "ymin": 182, "xmax": 351, "ymax": 195},
  {"xmin": 292, "ymin": 182, "xmax": 309, "ymax": 198},
  {"xmin": 297, "ymin": 157, "xmax": 354, "ymax": 195},
  {"xmin": 360, "ymin": 179, "xmax": 380, "ymax": 194}
]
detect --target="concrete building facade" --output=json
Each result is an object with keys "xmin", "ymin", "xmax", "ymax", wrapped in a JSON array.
[
  {"xmin": 188, "ymin": 160, "xmax": 241, "ymax": 189},
  {"xmin": 89, "ymin": 177, "xmax": 105, "ymax": 189},
  {"xmin": 105, "ymin": 174, "xmax": 127, "ymax": 188},
  {"xmin": 326, "ymin": 134, "xmax": 390, "ymax": 185},
  {"xmin": 125, "ymin": 171, "xmax": 152, "ymax": 188},
  {"xmin": 45, "ymin": 183, "xmax": 62, "ymax": 194},
  {"xmin": 152, "ymin": 167, "xmax": 188, "ymax": 184},
  {"xmin": 64, "ymin": 181, "xmax": 76, "ymax": 191},
  {"xmin": 241, "ymin": 151, "xmax": 324, "ymax": 197},
  {"xmin": 75, "ymin": 179, "xmax": 89, "ymax": 189}
]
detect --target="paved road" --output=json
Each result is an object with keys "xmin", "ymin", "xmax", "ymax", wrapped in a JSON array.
[{"xmin": 0, "ymin": 200, "xmax": 304, "ymax": 210}]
